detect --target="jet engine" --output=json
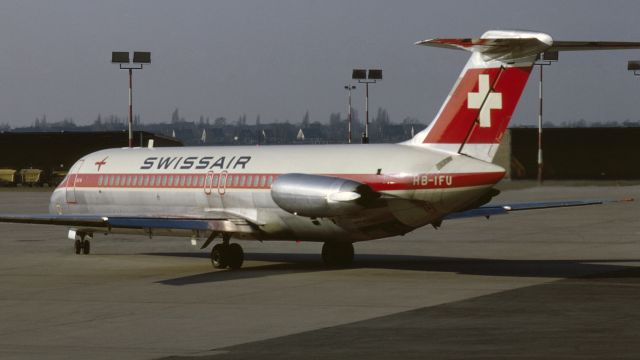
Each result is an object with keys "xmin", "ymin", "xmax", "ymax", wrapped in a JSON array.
[{"xmin": 270, "ymin": 173, "xmax": 379, "ymax": 218}]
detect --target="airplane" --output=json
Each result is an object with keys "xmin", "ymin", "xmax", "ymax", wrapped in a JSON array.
[{"xmin": 1, "ymin": 30, "xmax": 639, "ymax": 270}]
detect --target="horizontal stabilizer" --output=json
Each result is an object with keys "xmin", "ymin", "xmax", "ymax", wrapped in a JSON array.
[
  {"xmin": 549, "ymin": 41, "xmax": 640, "ymax": 51},
  {"xmin": 417, "ymin": 31, "xmax": 640, "ymax": 62},
  {"xmin": 416, "ymin": 30, "xmax": 553, "ymax": 62}
]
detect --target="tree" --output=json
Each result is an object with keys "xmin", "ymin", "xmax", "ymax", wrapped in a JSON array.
[
  {"xmin": 214, "ymin": 117, "xmax": 227, "ymax": 127},
  {"xmin": 171, "ymin": 108, "xmax": 181, "ymax": 124},
  {"xmin": 373, "ymin": 107, "xmax": 390, "ymax": 138},
  {"xmin": 401, "ymin": 116, "xmax": 419, "ymax": 125},
  {"xmin": 237, "ymin": 114, "xmax": 247, "ymax": 126}
]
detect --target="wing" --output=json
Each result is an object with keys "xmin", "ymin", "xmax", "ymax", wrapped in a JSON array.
[
  {"xmin": 444, "ymin": 198, "xmax": 633, "ymax": 220},
  {"xmin": 0, "ymin": 213, "xmax": 259, "ymax": 234}
]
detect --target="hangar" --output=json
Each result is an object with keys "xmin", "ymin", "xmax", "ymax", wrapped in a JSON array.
[
  {"xmin": 495, "ymin": 127, "xmax": 640, "ymax": 180},
  {"xmin": 0, "ymin": 131, "xmax": 181, "ymax": 186}
]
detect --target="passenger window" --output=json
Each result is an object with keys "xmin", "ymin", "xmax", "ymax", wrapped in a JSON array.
[
  {"xmin": 138, "ymin": 175, "xmax": 144, "ymax": 185},
  {"xmin": 98, "ymin": 176, "xmax": 103, "ymax": 186},
  {"xmin": 162, "ymin": 176, "xmax": 167, "ymax": 186},
  {"xmin": 260, "ymin": 176, "xmax": 266, "ymax": 187},
  {"xmin": 131, "ymin": 176, "xmax": 137, "ymax": 186},
  {"xmin": 126, "ymin": 176, "xmax": 132, "ymax": 186},
  {"xmin": 199, "ymin": 176, "xmax": 205, "ymax": 187},
  {"xmin": 268, "ymin": 176, "xmax": 273, "ymax": 186},
  {"xmin": 246, "ymin": 175, "xmax": 252, "ymax": 187},
  {"xmin": 168, "ymin": 176, "xmax": 173, "ymax": 186},
  {"xmin": 115, "ymin": 176, "xmax": 121, "ymax": 186},
  {"xmin": 144, "ymin": 176, "xmax": 150, "ymax": 187},
  {"xmin": 213, "ymin": 175, "xmax": 219, "ymax": 187},
  {"xmin": 253, "ymin": 176, "xmax": 260, "ymax": 187},
  {"xmin": 186, "ymin": 176, "xmax": 192, "ymax": 187},
  {"xmin": 240, "ymin": 176, "xmax": 246, "ymax": 187},
  {"xmin": 233, "ymin": 175, "xmax": 239, "ymax": 187},
  {"xmin": 226, "ymin": 175, "xmax": 232, "ymax": 186},
  {"xmin": 109, "ymin": 175, "xmax": 115, "ymax": 186},
  {"xmin": 180, "ymin": 176, "xmax": 186, "ymax": 187}
]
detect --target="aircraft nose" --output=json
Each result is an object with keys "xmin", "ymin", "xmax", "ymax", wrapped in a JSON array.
[{"xmin": 48, "ymin": 189, "xmax": 65, "ymax": 215}]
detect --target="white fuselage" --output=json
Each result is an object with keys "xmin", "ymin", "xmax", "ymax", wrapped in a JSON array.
[{"xmin": 50, "ymin": 143, "xmax": 505, "ymax": 242}]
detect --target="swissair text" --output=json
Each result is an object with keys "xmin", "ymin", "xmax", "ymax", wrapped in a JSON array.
[{"xmin": 140, "ymin": 156, "xmax": 251, "ymax": 170}]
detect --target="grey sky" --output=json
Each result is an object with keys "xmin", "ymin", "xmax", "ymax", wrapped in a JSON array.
[{"xmin": 1, "ymin": 0, "xmax": 640, "ymax": 128}]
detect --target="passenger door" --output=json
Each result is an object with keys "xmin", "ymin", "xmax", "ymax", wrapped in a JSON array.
[{"xmin": 65, "ymin": 160, "xmax": 84, "ymax": 204}]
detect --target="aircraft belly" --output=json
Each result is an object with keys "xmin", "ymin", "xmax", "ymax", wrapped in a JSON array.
[{"xmin": 56, "ymin": 185, "xmax": 492, "ymax": 242}]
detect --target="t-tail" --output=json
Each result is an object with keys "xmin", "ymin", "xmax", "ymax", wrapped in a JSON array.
[{"xmin": 407, "ymin": 30, "xmax": 640, "ymax": 162}]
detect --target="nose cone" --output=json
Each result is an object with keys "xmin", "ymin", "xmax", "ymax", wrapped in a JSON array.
[{"xmin": 48, "ymin": 189, "xmax": 65, "ymax": 214}]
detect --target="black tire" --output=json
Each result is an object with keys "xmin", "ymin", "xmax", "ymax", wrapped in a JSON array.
[
  {"xmin": 321, "ymin": 242, "xmax": 354, "ymax": 267},
  {"xmin": 82, "ymin": 240, "xmax": 90, "ymax": 255},
  {"xmin": 211, "ymin": 244, "xmax": 227, "ymax": 269},
  {"xmin": 74, "ymin": 239, "xmax": 82, "ymax": 254},
  {"xmin": 227, "ymin": 243, "xmax": 244, "ymax": 270}
]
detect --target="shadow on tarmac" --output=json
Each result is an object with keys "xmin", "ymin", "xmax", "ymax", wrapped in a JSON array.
[{"xmin": 150, "ymin": 252, "xmax": 635, "ymax": 286}]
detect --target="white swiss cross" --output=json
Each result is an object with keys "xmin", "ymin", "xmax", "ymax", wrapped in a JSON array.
[{"xmin": 467, "ymin": 74, "xmax": 502, "ymax": 128}]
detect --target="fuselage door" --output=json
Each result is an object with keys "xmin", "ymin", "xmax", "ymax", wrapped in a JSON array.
[
  {"xmin": 204, "ymin": 171, "xmax": 214, "ymax": 195},
  {"xmin": 218, "ymin": 170, "xmax": 228, "ymax": 195},
  {"xmin": 65, "ymin": 159, "xmax": 85, "ymax": 204}
]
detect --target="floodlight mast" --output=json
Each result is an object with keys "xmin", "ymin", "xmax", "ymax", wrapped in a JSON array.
[
  {"xmin": 111, "ymin": 51, "xmax": 151, "ymax": 148},
  {"xmin": 344, "ymin": 84, "xmax": 356, "ymax": 143},
  {"xmin": 352, "ymin": 68, "xmax": 382, "ymax": 144},
  {"xmin": 534, "ymin": 51, "xmax": 558, "ymax": 185}
]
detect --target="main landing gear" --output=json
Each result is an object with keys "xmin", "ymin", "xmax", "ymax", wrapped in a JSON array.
[
  {"xmin": 74, "ymin": 233, "xmax": 91, "ymax": 255},
  {"xmin": 210, "ymin": 234, "xmax": 244, "ymax": 270},
  {"xmin": 321, "ymin": 242, "xmax": 354, "ymax": 267}
]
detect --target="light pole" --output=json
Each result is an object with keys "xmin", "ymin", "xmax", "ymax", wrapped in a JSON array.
[
  {"xmin": 111, "ymin": 51, "xmax": 151, "ymax": 148},
  {"xmin": 352, "ymin": 68, "xmax": 382, "ymax": 144},
  {"xmin": 344, "ymin": 84, "xmax": 356, "ymax": 143},
  {"xmin": 534, "ymin": 51, "xmax": 558, "ymax": 184}
]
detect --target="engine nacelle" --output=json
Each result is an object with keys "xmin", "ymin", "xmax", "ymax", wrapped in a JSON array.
[{"xmin": 270, "ymin": 173, "xmax": 379, "ymax": 218}]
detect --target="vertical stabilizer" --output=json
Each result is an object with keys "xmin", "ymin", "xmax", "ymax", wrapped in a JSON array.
[
  {"xmin": 408, "ymin": 30, "xmax": 640, "ymax": 162},
  {"xmin": 407, "ymin": 30, "xmax": 549, "ymax": 162}
]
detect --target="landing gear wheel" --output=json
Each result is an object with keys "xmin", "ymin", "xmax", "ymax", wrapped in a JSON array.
[
  {"xmin": 211, "ymin": 244, "xmax": 228, "ymax": 269},
  {"xmin": 227, "ymin": 243, "xmax": 244, "ymax": 269},
  {"xmin": 82, "ymin": 239, "xmax": 90, "ymax": 255},
  {"xmin": 321, "ymin": 242, "xmax": 354, "ymax": 267},
  {"xmin": 74, "ymin": 239, "xmax": 82, "ymax": 254}
]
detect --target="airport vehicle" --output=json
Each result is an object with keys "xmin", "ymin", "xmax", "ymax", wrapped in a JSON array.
[
  {"xmin": 0, "ymin": 169, "xmax": 17, "ymax": 186},
  {"xmin": 0, "ymin": 30, "xmax": 638, "ymax": 269},
  {"xmin": 18, "ymin": 168, "xmax": 43, "ymax": 187}
]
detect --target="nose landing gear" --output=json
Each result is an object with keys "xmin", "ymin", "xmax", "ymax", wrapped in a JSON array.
[{"xmin": 73, "ymin": 232, "xmax": 91, "ymax": 255}]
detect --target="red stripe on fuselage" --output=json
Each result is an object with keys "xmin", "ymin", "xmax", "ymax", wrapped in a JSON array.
[{"xmin": 59, "ymin": 171, "xmax": 505, "ymax": 192}]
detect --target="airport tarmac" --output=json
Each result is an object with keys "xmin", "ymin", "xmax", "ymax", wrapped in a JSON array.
[{"xmin": 0, "ymin": 184, "xmax": 639, "ymax": 359}]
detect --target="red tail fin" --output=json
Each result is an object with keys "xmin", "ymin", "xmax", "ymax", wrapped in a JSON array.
[{"xmin": 409, "ymin": 30, "xmax": 546, "ymax": 161}]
